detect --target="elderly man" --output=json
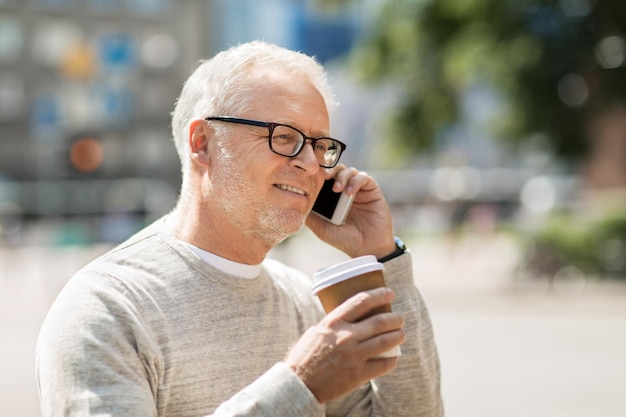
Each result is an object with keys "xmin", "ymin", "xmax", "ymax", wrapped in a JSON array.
[{"xmin": 36, "ymin": 41, "xmax": 443, "ymax": 417}]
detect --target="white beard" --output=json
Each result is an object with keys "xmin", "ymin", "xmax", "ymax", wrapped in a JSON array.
[{"xmin": 210, "ymin": 145, "xmax": 306, "ymax": 247}]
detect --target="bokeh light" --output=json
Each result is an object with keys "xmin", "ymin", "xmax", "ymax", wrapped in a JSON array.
[
  {"xmin": 141, "ymin": 33, "xmax": 178, "ymax": 69},
  {"xmin": 595, "ymin": 35, "xmax": 626, "ymax": 69},
  {"xmin": 69, "ymin": 137, "xmax": 104, "ymax": 172},
  {"xmin": 557, "ymin": 73, "xmax": 588, "ymax": 108},
  {"xmin": 520, "ymin": 176, "xmax": 556, "ymax": 213},
  {"xmin": 431, "ymin": 166, "xmax": 481, "ymax": 201}
]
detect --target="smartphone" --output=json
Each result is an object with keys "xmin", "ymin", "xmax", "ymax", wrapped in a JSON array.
[{"xmin": 311, "ymin": 178, "xmax": 354, "ymax": 225}]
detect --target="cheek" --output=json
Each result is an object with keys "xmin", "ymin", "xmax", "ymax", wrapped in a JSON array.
[
  {"xmin": 242, "ymin": 157, "xmax": 283, "ymax": 186},
  {"xmin": 232, "ymin": 162, "xmax": 275, "ymax": 197},
  {"xmin": 219, "ymin": 140, "xmax": 291, "ymax": 194}
]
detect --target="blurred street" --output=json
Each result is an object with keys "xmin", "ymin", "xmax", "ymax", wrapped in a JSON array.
[{"xmin": 1, "ymin": 230, "xmax": 625, "ymax": 417}]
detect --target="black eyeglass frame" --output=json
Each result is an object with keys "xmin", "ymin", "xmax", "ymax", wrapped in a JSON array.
[{"xmin": 204, "ymin": 116, "xmax": 346, "ymax": 168}]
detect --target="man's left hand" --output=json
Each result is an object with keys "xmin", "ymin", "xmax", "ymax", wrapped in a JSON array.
[{"xmin": 306, "ymin": 166, "xmax": 396, "ymax": 259}]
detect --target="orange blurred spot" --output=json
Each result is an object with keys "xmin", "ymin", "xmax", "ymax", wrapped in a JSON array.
[
  {"xmin": 61, "ymin": 43, "xmax": 96, "ymax": 79},
  {"xmin": 70, "ymin": 137, "xmax": 103, "ymax": 172}
]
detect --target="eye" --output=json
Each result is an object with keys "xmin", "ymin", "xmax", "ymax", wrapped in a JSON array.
[
  {"xmin": 314, "ymin": 141, "xmax": 328, "ymax": 152},
  {"xmin": 272, "ymin": 126, "xmax": 300, "ymax": 144},
  {"xmin": 273, "ymin": 132, "xmax": 296, "ymax": 143}
]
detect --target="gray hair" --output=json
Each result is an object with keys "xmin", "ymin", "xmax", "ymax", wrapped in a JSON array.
[{"xmin": 171, "ymin": 41, "xmax": 337, "ymax": 174}]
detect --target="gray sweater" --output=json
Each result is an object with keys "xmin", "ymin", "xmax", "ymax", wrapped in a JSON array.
[{"xmin": 36, "ymin": 218, "xmax": 443, "ymax": 416}]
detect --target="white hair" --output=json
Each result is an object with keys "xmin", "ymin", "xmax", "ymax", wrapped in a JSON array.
[{"xmin": 171, "ymin": 41, "xmax": 338, "ymax": 177}]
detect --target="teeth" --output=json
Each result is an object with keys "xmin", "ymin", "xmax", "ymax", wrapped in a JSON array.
[{"xmin": 277, "ymin": 184, "xmax": 306, "ymax": 195}]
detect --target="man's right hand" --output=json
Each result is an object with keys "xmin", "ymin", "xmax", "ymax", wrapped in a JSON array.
[{"xmin": 284, "ymin": 287, "xmax": 405, "ymax": 404}]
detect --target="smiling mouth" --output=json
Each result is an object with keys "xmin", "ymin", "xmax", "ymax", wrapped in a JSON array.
[{"xmin": 275, "ymin": 184, "xmax": 307, "ymax": 196}]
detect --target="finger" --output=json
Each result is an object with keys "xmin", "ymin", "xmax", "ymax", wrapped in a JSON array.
[
  {"xmin": 350, "ymin": 312, "xmax": 404, "ymax": 355},
  {"xmin": 359, "ymin": 326, "xmax": 405, "ymax": 360},
  {"xmin": 361, "ymin": 356, "xmax": 399, "ymax": 380},
  {"xmin": 328, "ymin": 287, "xmax": 395, "ymax": 324},
  {"xmin": 323, "ymin": 164, "xmax": 345, "ymax": 187},
  {"xmin": 344, "ymin": 170, "xmax": 373, "ymax": 194},
  {"xmin": 333, "ymin": 167, "xmax": 359, "ymax": 192},
  {"xmin": 356, "ymin": 311, "xmax": 404, "ymax": 339}
]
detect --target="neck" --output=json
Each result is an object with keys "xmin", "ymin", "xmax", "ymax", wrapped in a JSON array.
[{"xmin": 166, "ymin": 198, "xmax": 271, "ymax": 265}]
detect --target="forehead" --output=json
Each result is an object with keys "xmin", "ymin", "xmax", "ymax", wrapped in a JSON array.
[{"xmin": 240, "ymin": 69, "xmax": 330, "ymax": 132}]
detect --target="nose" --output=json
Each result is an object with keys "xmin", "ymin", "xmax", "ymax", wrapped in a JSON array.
[{"xmin": 291, "ymin": 139, "xmax": 320, "ymax": 173}]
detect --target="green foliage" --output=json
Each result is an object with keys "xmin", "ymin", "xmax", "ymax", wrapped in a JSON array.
[
  {"xmin": 349, "ymin": 0, "xmax": 626, "ymax": 161},
  {"xmin": 525, "ymin": 214, "xmax": 626, "ymax": 279}
]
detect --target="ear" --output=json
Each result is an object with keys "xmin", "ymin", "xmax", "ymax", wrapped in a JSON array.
[{"xmin": 188, "ymin": 119, "xmax": 212, "ymax": 167}]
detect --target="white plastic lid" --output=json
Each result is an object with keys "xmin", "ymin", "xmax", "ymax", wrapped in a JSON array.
[{"xmin": 312, "ymin": 255, "xmax": 383, "ymax": 295}]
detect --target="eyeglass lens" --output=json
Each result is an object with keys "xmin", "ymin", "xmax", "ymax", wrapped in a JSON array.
[{"xmin": 270, "ymin": 125, "xmax": 341, "ymax": 168}]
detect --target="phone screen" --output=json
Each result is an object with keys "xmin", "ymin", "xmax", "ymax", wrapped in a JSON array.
[{"xmin": 312, "ymin": 178, "xmax": 341, "ymax": 220}]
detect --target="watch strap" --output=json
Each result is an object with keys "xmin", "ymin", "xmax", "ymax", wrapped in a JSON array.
[{"xmin": 377, "ymin": 236, "xmax": 407, "ymax": 263}]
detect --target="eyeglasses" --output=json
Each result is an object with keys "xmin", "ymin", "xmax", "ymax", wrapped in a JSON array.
[{"xmin": 204, "ymin": 116, "xmax": 346, "ymax": 168}]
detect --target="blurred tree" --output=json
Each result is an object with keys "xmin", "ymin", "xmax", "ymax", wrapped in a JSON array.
[{"xmin": 326, "ymin": 0, "xmax": 626, "ymax": 187}]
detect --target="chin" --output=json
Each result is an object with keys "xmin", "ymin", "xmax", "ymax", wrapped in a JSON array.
[{"xmin": 256, "ymin": 209, "xmax": 306, "ymax": 244}]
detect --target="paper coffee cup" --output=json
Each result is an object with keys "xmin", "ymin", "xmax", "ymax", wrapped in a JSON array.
[{"xmin": 312, "ymin": 255, "xmax": 401, "ymax": 358}]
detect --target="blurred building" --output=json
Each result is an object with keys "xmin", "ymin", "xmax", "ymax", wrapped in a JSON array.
[
  {"xmin": 0, "ymin": 0, "xmax": 362, "ymax": 244},
  {"xmin": 0, "ymin": 0, "xmax": 215, "ymax": 241}
]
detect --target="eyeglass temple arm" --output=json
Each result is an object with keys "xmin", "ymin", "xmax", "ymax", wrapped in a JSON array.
[{"xmin": 204, "ymin": 117, "xmax": 268, "ymax": 128}]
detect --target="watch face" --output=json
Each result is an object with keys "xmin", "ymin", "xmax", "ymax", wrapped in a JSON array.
[{"xmin": 394, "ymin": 236, "xmax": 406, "ymax": 251}]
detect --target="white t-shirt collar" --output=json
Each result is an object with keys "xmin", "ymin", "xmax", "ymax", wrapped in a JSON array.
[{"xmin": 180, "ymin": 241, "xmax": 262, "ymax": 279}]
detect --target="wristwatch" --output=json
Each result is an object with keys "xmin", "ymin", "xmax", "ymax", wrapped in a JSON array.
[{"xmin": 377, "ymin": 236, "xmax": 407, "ymax": 263}]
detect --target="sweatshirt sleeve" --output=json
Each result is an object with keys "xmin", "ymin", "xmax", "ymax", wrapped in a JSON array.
[
  {"xmin": 210, "ymin": 362, "xmax": 324, "ymax": 417},
  {"xmin": 35, "ymin": 273, "xmax": 162, "ymax": 417},
  {"xmin": 326, "ymin": 252, "xmax": 444, "ymax": 417}
]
